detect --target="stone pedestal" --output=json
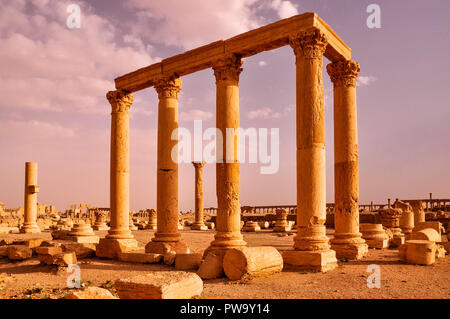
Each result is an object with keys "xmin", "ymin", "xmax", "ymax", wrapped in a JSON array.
[
  {"xmin": 360, "ymin": 223, "xmax": 389, "ymax": 249},
  {"xmin": 379, "ymin": 208, "xmax": 405, "ymax": 247},
  {"xmin": 409, "ymin": 200, "xmax": 426, "ymax": 227},
  {"xmin": 98, "ymin": 90, "xmax": 138, "ymax": 257},
  {"xmin": 20, "ymin": 162, "xmax": 41, "ymax": 234},
  {"xmin": 395, "ymin": 200, "xmax": 414, "ymax": 236},
  {"xmin": 145, "ymin": 209, "xmax": 157, "ymax": 230},
  {"xmin": 399, "ymin": 240, "xmax": 436, "ymax": 265},
  {"xmin": 203, "ymin": 55, "xmax": 246, "ymax": 259},
  {"xmin": 68, "ymin": 221, "xmax": 99, "ymax": 244},
  {"xmin": 273, "ymin": 208, "xmax": 291, "ymax": 232},
  {"xmin": 146, "ymin": 77, "xmax": 188, "ymax": 254},
  {"xmin": 92, "ymin": 210, "xmax": 109, "ymax": 231},
  {"xmin": 282, "ymin": 30, "xmax": 336, "ymax": 272},
  {"xmin": 129, "ymin": 211, "xmax": 138, "ymax": 231},
  {"xmin": 191, "ymin": 162, "xmax": 208, "ymax": 231},
  {"xmin": 327, "ymin": 60, "xmax": 368, "ymax": 260},
  {"xmin": 242, "ymin": 221, "xmax": 261, "ymax": 232}
]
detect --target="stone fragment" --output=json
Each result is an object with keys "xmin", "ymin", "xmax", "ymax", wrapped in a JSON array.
[
  {"xmin": 96, "ymin": 238, "xmax": 138, "ymax": 259},
  {"xmin": 115, "ymin": 271, "xmax": 203, "ymax": 299},
  {"xmin": 65, "ymin": 287, "xmax": 118, "ymax": 299},
  {"xmin": 61, "ymin": 242, "xmax": 96, "ymax": 259},
  {"xmin": 242, "ymin": 221, "xmax": 261, "ymax": 232},
  {"xmin": 223, "ymin": 247, "xmax": 283, "ymax": 280},
  {"xmin": 117, "ymin": 252, "xmax": 162, "ymax": 264},
  {"xmin": 409, "ymin": 228, "xmax": 441, "ymax": 242},
  {"xmin": 360, "ymin": 223, "xmax": 389, "ymax": 249},
  {"xmin": 197, "ymin": 252, "xmax": 224, "ymax": 279},
  {"xmin": 16, "ymin": 238, "xmax": 44, "ymax": 248},
  {"xmin": 163, "ymin": 251, "xmax": 177, "ymax": 266},
  {"xmin": 399, "ymin": 240, "xmax": 436, "ymax": 265},
  {"xmin": 174, "ymin": 253, "xmax": 202, "ymax": 270},
  {"xmin": 0, "ymin": 246, "xmax": 8, "ymax": 257},
  {"xmin": 7, "ymin": 245, "xmax": 33, "ymax": 260}
]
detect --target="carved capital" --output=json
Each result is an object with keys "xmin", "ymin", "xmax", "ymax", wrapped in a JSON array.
[
  {"xmin": 106, "ymin": 90, "xmax": 133, "ymax": 113},
  {"xmin": 192, "ymin": 161, "xmax": 205, "ymax": 169},
  {"xmin": 212, "ymin": 54, "xmax": 243, "ymax": 83},
  {"xmin": 327, "ymin": 60, "xmax": 360, "ymax": 88},
  {"xmin": 289, "ymin": 29, "xmax": 327, "ymax": 59},
  {"xmin": 154, "ymin": 77, "xmax": 182, "ymax": 99}
]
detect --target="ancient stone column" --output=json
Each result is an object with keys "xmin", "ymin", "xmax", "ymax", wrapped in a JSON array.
[
  {"xmin": 282, "ymin": 29, "xmax": 337, "ymax": 272},
  {"xmin": 191, "ymin": 162, "xmax": 208, "ymax": 230},
  {"xmin": 145, "ymin": 77, "xmax": 189, "ymax": 254},
  {"xmin": 410, "ymin": 200, "xmax": 425, "ymax": 225},
  {"xmin": 20, "ymin": 162, "xmax": 41, "ymax": 233},
  {"xmin": 204, "ymin": 54, "xmax": 246, "ymax": 258},
  {"xmin": 96, "ymin": 90, "xmax": 138, "ymax": 258},
  {"xmin": 327, "ymin": 59, "xmax": 368, "ymax": 260}
]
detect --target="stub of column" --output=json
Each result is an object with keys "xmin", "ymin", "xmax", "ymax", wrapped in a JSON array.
[
  {"xmin": 203, "ymin": 54, "xmax": 247, "ymax": 259},
  {"xmin": 96, "ymin": 90, "xmax": 137, "ymax": 259},
  {"xmin": 20, "ymin": 162, "xmax": 41, "ymax": 233},
  {"xmin": 191, "ymin": 161, "xmax": 208, "ymax": 230},
  {"xmin": 145, "ymin": 76, "xmax": 189, "ymax": 254},
  {"xmin": 282, "ymin": 29, "xmax": 337, "ymax": 272},
  {"xmin": 327, "ymin": 60, "xmax": 368, "ymax": 260}
]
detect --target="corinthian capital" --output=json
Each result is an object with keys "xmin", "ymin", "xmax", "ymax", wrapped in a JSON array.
[
  {"xmin": 212, "ymin": 54, "xmax": 243, "ymax": 84},
  {"xmin": 326, "ymin": 60, "xmax": 360, "ymax": 88},
  {"xmin": 289, "ymin": 29, "xmax": 328, "ymax": 59},
  {"xmin": 106, "ymin": 90, "xmax": 133, "ymax": 113},
  {"xmin": 192, "ymin": 161, "xmax": 205, "ymax": 169},
  {"xmin": 154, "ymin": 77, "xmax": 182, "ymax": 99}
]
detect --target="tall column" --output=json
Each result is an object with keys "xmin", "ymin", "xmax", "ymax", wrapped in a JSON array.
[
  {"xmin": 204, "ymin": 54, "xmax": 246, "ymax": 259},
  {"xmin": 282, "ymin": 29, "xmax": 337, "ymax": 272},
  {"xmin": 191, "ymin": 161, "xmax": 208, "ymax": 230},
  {"xmin": 20, "ymin": 162, "xmax": 41, "ymax": 233},
  {"xmin": 96, "ymin": 90, "xmax": 138, "ymax": 259},
  {"xmin": 327, "ymin": 60, "xmax": 368, "ymax": 260},
  {"xmin": 145, "ymin": 76, "xmax": 189, "ymax": 254}
]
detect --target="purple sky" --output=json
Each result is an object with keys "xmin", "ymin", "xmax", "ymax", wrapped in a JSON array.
[{"xmin": 1, "ymin": 0, "xmax": 449, "ymax": 212}]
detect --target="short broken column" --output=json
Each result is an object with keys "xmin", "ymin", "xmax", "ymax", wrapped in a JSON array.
[
  {"xmin": 20, "ymin": 162, "xmax": 41, "ymax": 233},
  {"xmin": 145, "ymin": 77, "xmax": 189, "ymax": 255},
  {"xmin": 96, "ymin": 90, "xmax": 138, "ymax": 259},
  {"xmin": 191, "ymin": 162, "xmax": 208, "ymax": 230},
  {"xmin": 409, "ymin": 200, "xmax": 426, "ymax": 225},
  {"xmin": 327, "ymin": 60, "xmax": 368, "ymax": 260},
  {"xmin": 379, "ymin": 208, "xmax": 405, "ymax": 247},
  {"xmin": 359, "ymin": 223, "xmax": 389, "ymax": 249},
  {"xmin": 273, "ymin": 208, "xmax": 291, "ymax": 232},
  {"xmin": 282, "ymin": 29, "xmax": 337, "ymax": 272}
]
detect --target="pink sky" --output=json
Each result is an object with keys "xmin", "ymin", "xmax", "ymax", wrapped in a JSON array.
[{"xmin": 1, "ymin": 0, "xmax": 449, "ymax": 212}]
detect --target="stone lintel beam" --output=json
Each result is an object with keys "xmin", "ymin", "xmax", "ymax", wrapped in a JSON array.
[{"xmin": 114, "ymin": 13, "xmax": 351, "ymax": 93}]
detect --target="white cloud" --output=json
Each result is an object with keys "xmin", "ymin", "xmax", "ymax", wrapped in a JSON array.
[
  {"xmin": 0, "ymin": 0, "xmax": 155, "ymax": 114},
  {"xmin": 0, "ymin": 120, "xmax": 75, "ymax": 139},
  {"xmin": 247, "ymin": 107, "xmax": 282, "ymax": 120},
  {"xmin": 180, "ymin": 109, "xmax": 214, "ymax": 121},
  {"xmin": 270, "ymin": 0, "xmax": 299, "ymax": 19},
  {"xmin": 258, "ymin": 60, "xmax": 268, "ymax": 66},
  {"xmin": 357, "ymin": 76, "xmax": 377, "ymax": 87}
]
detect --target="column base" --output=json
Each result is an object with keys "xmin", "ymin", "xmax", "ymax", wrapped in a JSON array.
[
  {"xmin": 191, "ymin": 224, "xmax": 208, "ymax": 231},
  {"xmin": 92, "ymin": 225, "xmax": 110, "ymax": 231},
  {"xmin": 67, "ymin": 235, "xmax": 100, "ymax": 244},
  {"xmin": 365, "ymin": 238, "xmax": 389, "ymax": 249},
  {"xmin": 282, "ymin": 249, "xmax": 338, "ymax": 272},
  {"xmin": 273, "ymin": 225, "xmax": 292, "ymax": 232},
  {"xmin": 20, "ymin": 224, "xmax": 41, "ymax": 234},
  {"xmin": 390, "ymin": 235, "xmax": 405, "ymax": 248},
  {"xmin": 145, "ymin": 240, "xmax": 190, "ymax": 254},
  {"xmin": 96, "ymin": 238, "xmax": 138, "ymax": 259},
  {"xmin": 331, "ymin": 241, "xmax": 368, "ymax": 260}
]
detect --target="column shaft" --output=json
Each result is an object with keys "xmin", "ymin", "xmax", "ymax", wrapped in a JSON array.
[
  {"xmin": 21, "ymin": 162, "xmax": 40, "ymax": 233},
  {"xmin": 327, "ymin": 60, "xmax": 368, "ymax": 259},
  {"xmin": 192, "ymin": 162, "xmax": 207, "ymax": 230}
]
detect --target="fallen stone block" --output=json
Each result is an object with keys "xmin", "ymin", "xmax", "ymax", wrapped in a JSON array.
[
  {"xmin": 197, "ymin": 252, "xmax": 224, "ymax": 279},
  {"xmin": 175, "ymin": 253, "xmax": 202, "ymax": 270},
  {"xmin": 115, "ymin": 271, "xmax": 203, "ymax": 299},
  {"xmin": 56, "ymin": 252, "xmax": 77, "ymax": 267},
  {"xmin": 409, "ymin": 228, "xmax": 441, "ymax": 242},
  {"xmin": 16, "ymin": 238, "xmax": 44, "ymax": 248},
  {"xmin": 0, "ymin": 226, "xmax": 9, "ymax": 234},
  {"xmin": 413, "ymin": 222, "xmax": 444, "ymax": 236},
  {"xmin": 65, "ymin": 287, "xmax": 118, "ymax": 299},
  {"xmin": 7, "ymin": 245, "xmax": 33, "ymax": 260},
  {"xmin": 0, "ymin": 239, "xmax": 14, "ymax": 246},
  {"xmin": 399, "ymin": 240, "xmax": 436, "ymax": 265},
  {"xmin": 163, "ymin": 251, "xmax": 177, "ymax": 266},
  {"xmin": 117, "ymin": 252, "xmax": 162, "ymax": 264},
  {"xmin": 51, "ymin": 230, "xmax": 70, "ymax": 240},
  {"xmin": 0, "ymin": 246, "xmax": 8, "ymax": 257},
  {"xmin": 223, "ymin": 246, "xmax": 283, "ymax": 280},
  {"xmin": 61, "ymin": 242, "xmax": 96, "ymax": 259},
  {"xmin": 96, "ymin": 238, "xmax": 138, "ymax": 259},
  {"xmin": 36, "ymin": 246, "xmax": 63, "ymax": 256}
]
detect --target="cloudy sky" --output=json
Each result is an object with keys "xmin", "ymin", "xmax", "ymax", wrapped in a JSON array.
[{"xmin": 1, "ymin": 0, "xmax": 449, "ymax": 212}]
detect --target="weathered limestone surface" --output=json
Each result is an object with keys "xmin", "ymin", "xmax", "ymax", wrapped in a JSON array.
[
  {"xmin": 409, "ymin": 200, "xmax": 426, "ymax": 225},
  {"xmin": 7, "ymin": 245, "xmax": 33, "ymax": 260},
  {"xmin": 242, "ymin": 221, "xmax": 261, "ymax": 232},
  {"xmin": 409, "ymin": 228, "xmax": 441, "ymax": 242},
  {"xmin": 146, "ymin": 77, "xmax": 189, "ymax": 255},
  {"xmin": 327, "ymin": 60, "xmax": 368, "ymax": 260},
  {"xmin": 117, "ymin": 252, "xmax": 162, "ymax": 264},
  {"xmin": 175, "ymin": 253, "xmax": 203, "ymax": 270},
  {"xmin": 395, "ymin": 200, "xmax": 414, "ymax": 235},
  {"xmin": 223, "ymin": 247, "xmax": 283, "ymax": 280},
  {"xmin": 399, "ymin": 240, "xmax": 436, "ymax": 265},
  {"xmin": 20, "ymin": 162, "xmax": 41, "ymax": 234},
  {"xmin": 273, "ymin": 209, "xmax": 291, "ymax": 232},
  {"xmin": 115, "ymin": 271, "xmax": 203, "ymax": 299},
  {"xmin": 96, "ymin": 238, "xmax": 138, "ymax": 259},
  {"xmin": 203, "ymin": 55, "xmax": 246, "ymax": 260},
  {"xmin": 68, "ymin": 221, "xmax": 99, "ymax": 244},
  {"xmin": 360, "ymin": 223, "xmax": 389, "ymax": 249},
  {"xmin": 66, "ymin": 287, "xmax": 118, "ymax": 299},
  {"xmin": 191, "ymin": 162, "xmax": 208, "ymax": 231},
  {"xmin": 197, "ymin": 252, "xmax": 224, "ymax": 279},
  {"xmin": 283, "ymin": 30, "xmax": 337, "ymax": 272}
]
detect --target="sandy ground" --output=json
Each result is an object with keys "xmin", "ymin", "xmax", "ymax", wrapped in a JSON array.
[{"xmin": 0, "ymin": 228, "xmax": 449, "ymax": 299}]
